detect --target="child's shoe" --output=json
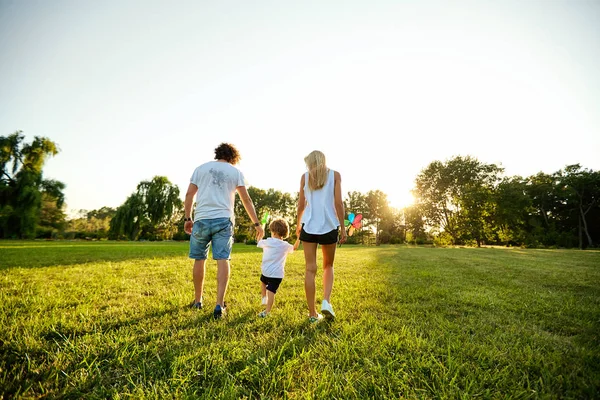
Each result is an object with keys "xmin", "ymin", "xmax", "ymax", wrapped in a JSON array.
[
  {"xmin": 261, "ymin": 296, "xmax": 267, "ymax": 305},
  {"xmin": 189, "ymin": 300, "xmax": 203, "ymax": 309},
  {"xmin": 258, "ymin": 310, "xmax": 269, "ymax": 318},
  {"xmin": 308, "ymin": 313, "xmax": 323, "ymax": 323}
]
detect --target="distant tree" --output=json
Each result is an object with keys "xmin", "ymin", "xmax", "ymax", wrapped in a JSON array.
[
  {"xmin": 414, "ymin": 155, "xmax": 503, "ymax": 246},
  {"xmin": 0, "ymin": 131, "xmax": 64, "ymax": 238},
  {"xmin": 404, "ymin": 204, "xmax": 427, "ymax": 244},
  {"xmin": 37, "ymin": 180, "xmax": 67, "ymax": 238},
  {"xmin": 109, "ymin": 176, "xmax": 182, "ymax": 240},
  {"xmin": 365, "ymin": 190, "xmax": 390, "ymax": 245},
  {"xmin": 234, "ymin": 187, "xmax": 296, "ymax": 243},
  {"xmin": 557, "ymin": 165, "xmax": 600, "ymax": 249},
  {"xmin": 66, "ymin": 207, "xmax": 116, "ymax": 239},
  {"xmin": 492, "ymin": 176, "xmax": 532, "ymax": 246},
  {"xmin": 377, "ymin": 206, "xmax": 405, "ymax": 244}
]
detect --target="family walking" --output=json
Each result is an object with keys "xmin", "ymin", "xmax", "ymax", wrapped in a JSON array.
[{"xmin": 183, "ymin": 143, "xmax": 347, "ymax": 322}]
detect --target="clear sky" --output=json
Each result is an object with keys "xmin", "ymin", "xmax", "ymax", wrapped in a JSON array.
[{"xmin": 1, "ymin": 0, "xmax": 599, "ymax": 215}]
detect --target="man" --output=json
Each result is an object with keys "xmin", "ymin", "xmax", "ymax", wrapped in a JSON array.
[{"xmin": 184, "ymin": 143, "xmax": 264, "ymax": 319}]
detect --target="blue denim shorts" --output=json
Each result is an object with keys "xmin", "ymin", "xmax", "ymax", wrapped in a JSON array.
[{"xmin": 189, "ymin": 218, "xmax": 234, "ymax": 260}]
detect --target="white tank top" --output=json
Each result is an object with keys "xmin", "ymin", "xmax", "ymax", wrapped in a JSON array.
[{"xmin": 301, "ymin": 169, "xmax": 339, "ymax": 234}]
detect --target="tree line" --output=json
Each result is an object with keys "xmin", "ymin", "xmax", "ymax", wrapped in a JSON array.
[{"xmin": 2, "ymin": 132, "xmax": 599, "ymax": 248}]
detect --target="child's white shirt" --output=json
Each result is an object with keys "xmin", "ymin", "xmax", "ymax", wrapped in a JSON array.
[{"xmin": 257, "ymin": 237, "xmax": 294, "ymax": 278}]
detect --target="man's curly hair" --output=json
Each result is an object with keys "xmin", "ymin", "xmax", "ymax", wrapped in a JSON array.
[{"xmin": 214, "ymin": 143, "xmax": 241, "ymax": 164}]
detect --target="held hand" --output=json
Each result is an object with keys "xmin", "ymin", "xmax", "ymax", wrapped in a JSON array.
[
  {"xmin": 293, "ymin": 238, "xmax": 300, "ymax": 251},
  {"xmin": 255, "ymin": 225, "xmax": 265, "ymax": 242},
  {"xmin": 184, "ymin": 221, "xmax": 193, "ymax": 235}
]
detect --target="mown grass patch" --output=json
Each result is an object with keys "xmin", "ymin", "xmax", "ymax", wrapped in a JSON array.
[{"xmin": 1, "ymin": 241, "xmax": 599, "ymax": 398}]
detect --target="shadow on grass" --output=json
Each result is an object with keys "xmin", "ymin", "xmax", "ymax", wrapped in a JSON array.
[{"xmin": 0, "ymin": 241, "xmax": 262, "ymax": 270}]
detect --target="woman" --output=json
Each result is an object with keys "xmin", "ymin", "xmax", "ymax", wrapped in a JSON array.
[{"xmin": 295, "ymin": 150, "xmax": 347, "ymax": 322}]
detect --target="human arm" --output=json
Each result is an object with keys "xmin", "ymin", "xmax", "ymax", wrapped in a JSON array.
[
  {"xmin": 236, "ymin": 185, "xmax": 265, "ymax": 241},
  {"xmin": 295, "ymin": 174, "xmax": 306, "ymax": 239},
  {"xmin": 184, "ymin": 183, "xmax": 198, "ymax": 235},
  {"xmin": 334, "ymin": 171, "xmax": 347, "ymax": 244}
]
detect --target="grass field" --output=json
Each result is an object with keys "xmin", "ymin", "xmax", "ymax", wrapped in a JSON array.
[{"xmin": 1, "ymin": 241, "xmax": 599, "ymax": 399}]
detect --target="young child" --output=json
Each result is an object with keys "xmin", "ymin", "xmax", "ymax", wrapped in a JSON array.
[{"xmin": 257, "ymin": 218, "xmax": 294, "ymax": 317}]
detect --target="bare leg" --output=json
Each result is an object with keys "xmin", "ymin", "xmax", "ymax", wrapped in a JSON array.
[
  {"xmin": 261, "ymin": 282, "xmax": 267, "ymax": 299},
  {"xmin": 303, "ymin": 241, "xmax": 319, "ymax": 317},
  {"xmin": 216, "ymin": 259, "xmax": 230, "ymax": 307},
  {"xmin": 265, "ymin": 290, "xmax": 276, "ymax": 313},
  {"xmin": 321, "ymin": 243, "xmax": 336, "ymax": 302},
  {"xmin": 193, "ymin": 259, "xmax": 206, "ymax": 302}
]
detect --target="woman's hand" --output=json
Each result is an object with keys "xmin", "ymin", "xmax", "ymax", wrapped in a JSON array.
[{"xmin": 338, "ymin": 228, "xmax": 347, "ymax": 245}]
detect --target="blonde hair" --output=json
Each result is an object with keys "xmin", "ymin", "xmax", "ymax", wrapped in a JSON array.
[
  {"xmin": 304, "ymin": 150, "xmax": 328, "ymax": 190},
  {"xmin": 269, "ymin": 218, "xmax": 290, "ymax": 239}
]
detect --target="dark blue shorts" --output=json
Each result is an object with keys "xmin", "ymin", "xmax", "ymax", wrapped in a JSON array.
[{"xmin": 260, "ymin": 274, "xmax": 283, "ymax": 294}]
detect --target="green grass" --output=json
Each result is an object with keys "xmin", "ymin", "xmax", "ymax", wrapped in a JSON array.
[{"xmin": 1, "ymin": 241, "xmax": 599, "ymax": 399}]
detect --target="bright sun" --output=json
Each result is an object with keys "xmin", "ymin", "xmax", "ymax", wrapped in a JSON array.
[{"xmin": 386, "ymin": 191, "xmax": 416, "ymax": 210}]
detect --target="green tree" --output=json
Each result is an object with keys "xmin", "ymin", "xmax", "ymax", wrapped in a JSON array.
[
  {"xmin": 404, "ymin": 204, "xmax": 427, "ymax": 244},
  {"xmin": 37, "ymin": 180, "xmax": 67, "ymax": 238},
  {"xmin": 109, "ymin": 176, "xmax": 182, "ymax": 240},
  {"xmin": 365, "ymin": 190, "xmax": 390, "ymax": 245},
  {"xmin": 414, "ymin": 155, "xmax": 503, "ymax": 246},
  {"xmin": 234, "ymin": 187, "xmax": 296, "ymax": 243},
  {"xmin": 0, "ymin": 131, "xmax": 64, "ymax": 238},
  {"xmin": 493, "ymin": 176, "xmax": 532, "ymax": 246},
  {"xmin": 66, "ymin": 207, "xmax": 116, "ymax": 239},
  {"xmin": 557, "ymin": 165, "xmax": 600, "ymax": 249}
]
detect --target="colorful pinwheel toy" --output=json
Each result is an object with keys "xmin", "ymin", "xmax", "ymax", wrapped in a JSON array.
[{"xmin": 344, "ymin": 213, "xmax": 363, "ymax": 236}]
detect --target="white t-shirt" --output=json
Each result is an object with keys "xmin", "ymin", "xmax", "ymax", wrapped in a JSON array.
[
  {"xmin": 190, "ymin": 161, "xmax": 246, "ymax": 221},
  {"xmin": 257, "ymin": 237, "xmax": 294, "ymax": 278},
  {"xmin": 301, "ymin": 169, "xmax": 339, "ymax": 234}
]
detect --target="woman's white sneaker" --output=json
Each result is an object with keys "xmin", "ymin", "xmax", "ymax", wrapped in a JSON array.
[{"xmin": 321, "ymin": 300, "xmax": 335, "ymax": 320}]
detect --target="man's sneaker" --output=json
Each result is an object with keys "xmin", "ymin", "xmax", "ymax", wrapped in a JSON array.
[
  {"xmin": 213, "ymin": 304, "xmax": 227, "ymax": 319},
  {"xmin": 308, "ymin": 313, "xmax": 323, "ymax": 323},
  {"xmin": 321, "ymin": 300, "xmax": 335, "ymax": 320},
  {"xmin": 258, "ymin": 310, "xmax": 269, "ymax": 318},
  {"xmin": 189, "ymin": 300, "xmax": 203, "ymax": 310},
  {"xmin": 261, "ymin": 296, "xmax": 267, "ymax": 305}
]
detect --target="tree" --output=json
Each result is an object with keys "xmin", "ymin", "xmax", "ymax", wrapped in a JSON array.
[
  {"xmin": 0, "ymin": 131, "xmax": 64, "ymax": 238},
  {"xmin": 365, "ymin": 190, "xmax": 390, "ymax": 245},
  {"xmin": 493, "ymin": 176, "xmax": 532, "ymax": 246},
  {"xmin": 404, "ymin": 204, "xmax": 427, "ymax": 244},
  {"xmin": 234, "ymin": 187, "xmax": 296, "ymax": 243},
  {"xmin": 66, "ymin": 207, "xmax": 116, "ymax": 239},
  {"xmin": 37, "ymin": 180, "xmax": 67, "ymax": 238},
  {"xmin": 414, "ymin": 155, "xmax": 503, "ymax": 246},
  {"xmin": 557, "ymin": 165, "xmax": 600, "ymax": 249},
  {"xmin": 109, "ymin": 176, "xmax": 182, "ymax": 240}
]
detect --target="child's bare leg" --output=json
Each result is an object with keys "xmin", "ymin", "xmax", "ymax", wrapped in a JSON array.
[
  {"xmin": 261, "ymin": 282, "xmax": 267, "ymax": 299},
  {"xmin": 265, "ymin": 290, "xmax": 276, "ymax": 313}
]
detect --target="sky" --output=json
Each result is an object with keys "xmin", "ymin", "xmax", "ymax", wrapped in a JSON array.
[{"xmin": 1, "ymin": 0, "xmax": 599, "ymax": 216}]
